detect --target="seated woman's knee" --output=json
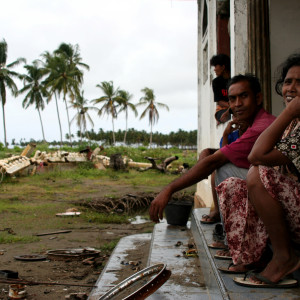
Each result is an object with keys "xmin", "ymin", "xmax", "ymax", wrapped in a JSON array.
[{"xmin": 246, "ymin": 166, "xmax": 260, "ymax": 191}]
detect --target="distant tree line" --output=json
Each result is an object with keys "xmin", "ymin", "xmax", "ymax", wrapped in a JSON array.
[
  {"xmin": 85, "ymin": 128, "xmax": 197, "ymax": 147},
  {"xmin": 16, "ymin": 128, "xmax": 197, "ymax": 148}
]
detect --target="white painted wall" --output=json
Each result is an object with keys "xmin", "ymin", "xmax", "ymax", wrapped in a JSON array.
[
  {"xmin": 269, "ymin": 0, "xmax": 300, "ymax": 116},
  {"xmin": 196, "ymin": 0, "xmax": 249, "ymax": 207},
  {"xmin": 230, "ymin": 0, "xmax": 248, "ymax": 75},
  {"xmin": 196, "ymin": 0, "xmax": 217, "ymax": 206}
]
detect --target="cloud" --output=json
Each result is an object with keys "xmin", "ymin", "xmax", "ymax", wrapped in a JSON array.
[{"xmin": 1, "ymin": 0, "xmax": 197, "ymax": 143}]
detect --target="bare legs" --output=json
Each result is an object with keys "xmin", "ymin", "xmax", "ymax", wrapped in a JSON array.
[
  {"xmin": 198, "ymin": 149, "xmax": 221, "ymax": 224},
  {"xmin": 247, "ymin": 166, "xmax": 300, "ymax": 282},
  {"xmin": 201, "ymin": 172, "xmax": 221, "ymax": 223},
  {"xmin": 210, "ymin": 172, "xmax": 221, "ymax": 219}
]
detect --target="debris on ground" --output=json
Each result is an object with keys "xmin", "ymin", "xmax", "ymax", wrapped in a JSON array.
[
  {"xmin": 36, "ymin": 230, "xmax": 72, "ymax": 236},
  {"xmin": 142, "ymin": 156, "xmax": 179, "ymax": 173},
  {"xmin": 14, "ymin": 254, "xmax": 47, "ymax": 261},
  {"xmin": 77, "ymin": 192, "xmax": 194, "ymax": 214},
  {"xmin": 65, "ymin": 292, "xmax": 88, "ymax": 300},
  {"xmin": 46, "ymin": 248, "xmax": 101, "ymax": 261},
  {"xmin": 0, "ymin": 228, "xmax": 16, "ymax": 235}
]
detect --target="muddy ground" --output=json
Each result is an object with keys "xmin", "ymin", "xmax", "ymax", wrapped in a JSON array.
[
  {"xmin": 0, "ymin": 172, "xmax": 161, "ymax": 300},
  {"xmin": 0, "ymin": 162, "xmax": 196, "ymax": 299},
  {"xmin": 0, "ymin": 218, "xmax": 153, "ymax": 300}
]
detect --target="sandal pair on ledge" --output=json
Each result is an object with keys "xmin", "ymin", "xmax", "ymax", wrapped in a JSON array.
[
  {"xmin": 218, "ymin": 261, "xmax": 299, "ymax": 288},
  {"xmin": 234, "ymin": 271, "xmax": 298, "ymax": 288}
]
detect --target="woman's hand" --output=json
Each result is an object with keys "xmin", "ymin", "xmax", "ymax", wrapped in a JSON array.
[{"xmin": 286, "ymin": 96, "xmax": 300, "ymax": 118}]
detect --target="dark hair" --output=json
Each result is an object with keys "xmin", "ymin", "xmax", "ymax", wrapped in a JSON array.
[
  {"xmin": 275, "ymin": 52, "xmax": 300, "ymax": 96},
  {"xmin": 210, "ymin": 54, "xmax": 230, "ymax": 71},
  {"xmin": 227, "ymin": 74, "xmax": 262, "ymax": 96}
]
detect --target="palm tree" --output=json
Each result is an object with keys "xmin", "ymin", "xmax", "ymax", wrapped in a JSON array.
[
  {"xmin": 0, "ymin": 39, "xmax": 26, "ymax": 147},
  {"xmin": 18, "ymin": 61, "xmax": 48, "ymax": 142},
  {"xmin": 42, "ymin": 43, "xmax": 89, "ymax": 146},
  {"xmin": 70, "ymin": 91, "xmax": 96, "ymax": 143},
  {"xmin": 93, "ymin": 81, "xmax": 120, "ymax": 145},
  {"xmin": 43, "ymin": 53, "xmax": 81, "ymax": 146},
  {"xmin": 55, "ymin": 43, "xmax": 89, "ymax": 84},
  {"xmin": 117, "ymin": 90, "xmax": 137, "ymax": 144},
  {"xmin": 41, "ymin": 51, "xmax": 64, "ymax": 146},
  {"xmin": 137, "ymin": 87, "xmax": 169, "ymax": 147}
]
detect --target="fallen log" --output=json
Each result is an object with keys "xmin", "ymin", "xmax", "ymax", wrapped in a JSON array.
[{"xmin": 143, "ymin": 156, "xmax": 179, "ymax": 173}]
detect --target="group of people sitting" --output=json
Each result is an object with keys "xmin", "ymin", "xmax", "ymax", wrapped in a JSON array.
[{"xmin": 149, "ymin": 52, "xmax": 300, "ymax": 288}]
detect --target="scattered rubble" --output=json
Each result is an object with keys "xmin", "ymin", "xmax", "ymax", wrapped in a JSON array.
[
  {"xmin": 0, "ymin": 144, "xmax": 187, "ymax": 179},
  {"xmin": 46, "ymin": 248, "xmax": 101, "ymax": 261}
]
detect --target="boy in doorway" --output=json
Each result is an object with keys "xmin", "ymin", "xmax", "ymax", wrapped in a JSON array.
[{"xmin": 210, "ymin": 54, "xmax": 231, "ymax": 124}]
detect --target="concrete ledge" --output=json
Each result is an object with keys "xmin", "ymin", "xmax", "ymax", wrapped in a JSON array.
[
  {"xmin": 147, "ymin": 220, "xmax": 214, "ymax": 299},
  {"xmin": 191, "ymin": 208, "xmax": 229, "ymax": 300},
  {"xmin": 192, "ymin": 208, "xmax": 300, "ymax": 300},
  {"xmin": 88, "ymin": 233, "xmax": 151, "ymax": 300}
]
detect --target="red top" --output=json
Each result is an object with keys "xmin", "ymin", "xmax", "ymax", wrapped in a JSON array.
[{"xmin": 220, "ymin": 108, "xmax": 276, "ymax": 169}]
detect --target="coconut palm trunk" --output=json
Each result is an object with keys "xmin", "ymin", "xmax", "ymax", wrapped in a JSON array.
[
  {"xmin": 150, "ymin": 121, "xmax": 153, "ymax": 148},
  {"xmin": 37, "ymin": 107, "xmax": 46, "ymax": 142},
  {"xmin": 112, "ymin": 117, "xmax": 116, "ymax": 145},
  {"xmin": 63, "ymin": 95, "xmax": 72, "ymax": 146},
  {"xmin": 1, "ymin": 101, "xmax": 7, "ymax": 147},
  {"xmin": 54, "ymin": 93, "xmax": 63, "ymax": 147},
  {"xmin": 123, "ymin": 110, "xmax": 128, "ymax": 144}
]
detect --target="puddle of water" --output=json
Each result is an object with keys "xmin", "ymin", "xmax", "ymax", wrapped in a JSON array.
[{"xmin": 129, "ymin": 216, "xmax": 149, "ymax": 224}]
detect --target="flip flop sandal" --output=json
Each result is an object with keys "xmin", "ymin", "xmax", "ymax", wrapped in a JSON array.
[
  {"xmin": 208, "ymin": 242, "xmax": 228, "ymax": 250},
  {"xmin": 233, "ymin": 271, "xmax": 299, "ymax": 288},
  {"xmin": 200, "ymin": 214, "xmax": 220, "ymax": 224},
  {"xmin": 218, "ymin": 262, "xmax": 252, "ymax": 274},
  {"xmin": 214, "ymin": 253, "xmax": 232, "ymax": 260},
  {"xmin": 214, "ymin": 250, "xmax": 232, "ymax": 260}
]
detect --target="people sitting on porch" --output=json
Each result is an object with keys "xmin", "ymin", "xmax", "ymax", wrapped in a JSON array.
[
  {"xmin": 200, "ymin": 114, "xmax": 249, "ymax": 225},
  {"xmin": 216, "ymin": 52, "xmax": 300, "ymax": 288},
  {"xmin": 210, "ymin": 54, "xmax": 231, "ymax": 125},
  {"xmin": 149, "ymin": 74, "xmax": 276, "ymax": 227}
]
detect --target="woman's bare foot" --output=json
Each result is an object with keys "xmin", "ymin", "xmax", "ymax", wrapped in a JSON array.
[
  {"xmin": 201, "ymin": 211, "xmax": 221, "ymax": 224},
  {"xmin": 228, "ymin": 263, "xmax": 250, "ymax": 273},
  {"xmin": 216, "ymin": 249, "xmax": 231, "ymax": 257},
  {"xmin": 208, "ymin": 241, "xmax": 227, "ymax": 249},
  {"xmin": 251, "ymin": 254, "xmax": 300, "ymax": 283}
]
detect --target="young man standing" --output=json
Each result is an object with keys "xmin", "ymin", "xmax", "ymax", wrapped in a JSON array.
[
  {"xmin": 149, "ymin": 74, "xmax": 276, "ymax": 224},
  {"xmin": 210, "ymin": 54, "xmax": 231, "ymax": 124}
]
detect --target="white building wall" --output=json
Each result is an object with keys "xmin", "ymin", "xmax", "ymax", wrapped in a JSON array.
[
  {"xmin": 269, "ymin": 0, "xmax": 300, "ymax": 116},
  {"xmin": 230, "ymin": 0, "xmax": 248, "ymax": 75},
  {"xmin": 196, "ymin": 0, "xmax": 222, "ymax": 206},
  {"xmin": 196, "ymin": 0, "xmax": 249, "ymax": 207}
]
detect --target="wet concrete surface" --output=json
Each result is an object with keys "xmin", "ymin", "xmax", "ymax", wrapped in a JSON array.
[
  {"xmin": 89, "ymin": 209, "xmax": 300, "ymax": 299},
  {"xmin": 193, "ymin": 208, "xmax": 300, "ymax": 300},
  {"xmin": 147, "ymin": 220, "xmax": 211, "ymax": 299}
]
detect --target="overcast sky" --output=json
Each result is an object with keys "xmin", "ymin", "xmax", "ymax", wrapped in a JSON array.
[{"xmin": 1, "ymin": 0, "xmax": 198, "ymax": 144}]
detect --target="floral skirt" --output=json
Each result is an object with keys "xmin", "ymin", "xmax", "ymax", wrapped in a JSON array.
[{"xmin": 216, "ymin": 165, "xmax": 300, "ymax": 265}]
